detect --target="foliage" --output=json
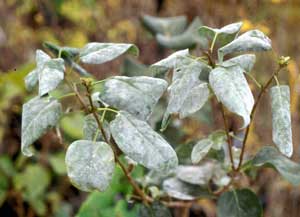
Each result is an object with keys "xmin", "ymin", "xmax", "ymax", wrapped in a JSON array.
[{"xmin": 18, "ymin": 13, "xmax": 299, "ymax": 217}]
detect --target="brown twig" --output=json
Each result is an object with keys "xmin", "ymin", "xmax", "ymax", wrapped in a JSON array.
[
  {"xmin": 81, "ymin": 80, "xmax": 151, "ymax": 204},
  {"xmin": 219, "ymin": 104, "xmax": 235, "ymax": 171},
  {"xmin": 237, "ymin": 66, "xmax": 283, "ymax": 170}
]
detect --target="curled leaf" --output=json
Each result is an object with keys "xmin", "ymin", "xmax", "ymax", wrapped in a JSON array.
[
  {"xmin": 218, "ymin": 30, "xmax": 272, "ymax": 61},
  {"xmin": 270, "ymin": 85, "xmax": 293, "ymax": 157},
  {"xmin": 79, "ymin": 43, "xmax": 139, "ymax": 64}
]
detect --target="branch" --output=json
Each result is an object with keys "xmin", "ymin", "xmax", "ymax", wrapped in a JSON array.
[
  {"xmin": 220, "ymin": 104, "xmax": 235, "ymax": 171},
  {"xmin": 81, "ymin": 79, "xmax": 152, "ymax": 204},
  {"xmin": 237, "ymin": 66, "xmax": 283, "ymax": 170}
]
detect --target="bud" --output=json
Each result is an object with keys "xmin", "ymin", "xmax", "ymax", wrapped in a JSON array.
[{"xmin": 278, "ymin": 56, "xmax": 290, "ymax": 67}]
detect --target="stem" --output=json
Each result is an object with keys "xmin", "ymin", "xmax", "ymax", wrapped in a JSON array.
[
  {"xmin": 210, "ymin": 33, "xmax": 218, "ymax": 53},
  {"xmin": 82, "ymin": 82, "xmax": 151, "ymax": 204},
  {"xmin": 220, "ymin": 104, "xmax": 235, "ymax": 171},
  {"xmin": 56, "ymin": 92, "xmax": 76, "ymax": 100},
  {"xmin": 237, "ymin": 66, "xmax": 283, "ymax": 170},
  {"xmin": 97, "ymin": 107, "xmax": 119, "ymax": 114},
  {"xmin": 245, "ymin": 72, "xmax": 262, "ymax": 89}
]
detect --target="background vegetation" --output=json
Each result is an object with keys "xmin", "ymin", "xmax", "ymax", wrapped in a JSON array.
[{"xmin": 1, "ymin": 0, "xmax": 300, "ymax": 216}]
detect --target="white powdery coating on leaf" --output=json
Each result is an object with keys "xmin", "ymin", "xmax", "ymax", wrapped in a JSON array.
[
  {"xmin": 253, "ymin": 146, "xmax": 300, "ymax": 185},
  {"xmin": 65, "ymin": 140, "xmax": 115, "ymax": 192},
  {"xmin": 221, "ymin": 54, "xmax": 256, "ymax": 73},
  {"xmin": 179, "ymin": 83, "xmax": 210, "ymax": 118},
  {"xmin": 79, "ymin": 43, "xmax": 138, "ymax": 64},
  {"xmin": 21, "ymin": 97, "xmax": 62, "ymax": 156},
  {"xmin": 218, "ymin": 30, "xmax": 272, "ymax": 61},
  {"xmin": 110, "ymin": 111, "xmax": 178, "ymax": 173},
  {"xmin": 209, "ymin": 66, "xmax": 254, "ymax": 128},
  {"xmin": 176, "ymin": 163, "xmax": 214, "ymax": 185},
  {"xmin": 83, "ymin": 114, "xmax": 110, "ymax": 141},
  {"xmin": 191, "ymin": 138, "xmax": 213, "ymax": 164},
  {"xmin": 24, "ymin": 50, "xmax": 51, "ymax": 91},
  {"xmin": 270, "ymin": 85, "xmax": 293, "ymax": 157},
  {"xmin": 39, "ymin": 58, "xmax": 65, "ymax": 96},
  {"xmin": 162, "ymin": 60, "xmax": 211, "ymax": 127},
  {"xmin": 162, "ymin": 177, "xmax": 209, "ymax": 200},
  {"xmin": 100, "ymin": 76, "xmax": 167, "ymax": 120}
]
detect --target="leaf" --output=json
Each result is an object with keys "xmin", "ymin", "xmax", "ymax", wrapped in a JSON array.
[
  {"xmin": 198, "ymin": 22, "xmax": 242, "ymax": 49},
  {"xmin": 252, "ymin": 146, "xmax": 300, "ymax": 186},
  {"xmin": 150, "ymin": 49, "xmax": 189, "ymax": 76},
  {"xmin": 100, "ymin": 76, "xmax": 167, "ymax": 120},
  {"xmin": 221, "ymin": 54, "xmax": 256, "ymax": 73},
  {"xmin": 13, "ymin": 164, "xmax": 50, "ymax": 215},
  {"xmin": 162, "ymin": 177, "xmax": 211, "ymax": 200},
  {"xmin": 0, "ymin": 173, "xmax": 8, "ymax": 207},
  {"xmin": 156, "ymin": 17, "xmax": 203, "ymax": 50},
  {"xmin": 121, "ymin": 58, "xmax": 149, "ymax": 77},
  {"xmin": 110, "ymin": 111, "xmax": 178, "ymax": 173},
  {"xmin": 138, "ymin": 201, "xmax": 172, "ymax": 217},
  {"xmin": 24, "ymin": 50, "xmax": 51, "ymax": 91},
  {"xmin": 217, "ymin": 188, "xmax": 262, "ymax": 217},
  {"xmin": 65, "ymin": 140, "xmax": 115, "ymax": 192},
  {"xmin": 83, "ymin": 114, "xmax": 110, "ymax": 141},
  {"xmin": 24, "ymin": 69, "xmax": 39, "ymax": 91},
  {"xmin": 38, "ymin": 58, "xmax": 65, "ymax": 96},
  {"xmin": 79, "ymin": 43, "xmax": 139, "ymax": 64},
  {"xmin": 141, "ymin": 14, "xmax": 187, "ymax": 35},
  {"xmin": 191, "ymin": 131, "xmax": 227, "ymax": 164},
  {"xmin": 21, "ymin": 97, "xmax": 62, "ymax": 156},
  {"xmin": 49, "ymin": 152, "xmax": 67, "ymax": 175},
  {"xmin": 60, "ymin": 112, "xmax": 84, "ymax": 139},
  {"xmin": 218, "ymin": 30, "xmax": 272, "ymax": 62},
  {"xmin": 270, "ymin": 85, "xmax": 293, "ymax": 157},
  {"xmin": 162, "ymin": 59, "xmax": 211, "ymax": 130},
  {"xmin": 209, "ymin": 67, "xmax": 254, "ymax": 128},
  {"xmin": 191, "ymin": 138, "xmax": 214, "ymax": 164},
  {"xmin": 176, "ymin": 162, "xmax": 215, "ymax": 185}
]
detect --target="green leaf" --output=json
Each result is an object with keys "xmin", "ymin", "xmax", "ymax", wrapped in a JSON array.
[
  {"xmin": 156, "ymin": 17, "xmax": 203, "ymax": 50},
  {"xmin": 0, "ymin": 155, "xmax": 16, "ymax": 177},
  {"xmin": 21, "ymin": 97, "xmax": 62, "ymax": 156},
  {"xmin": 110, "ymin": 111, "xmax": 178, "ymax": 173},
  {"xmin": 38, "ymin": 58, "xmax": 65, "ymax": 96},
  {"xmin": 49, "ymin": 152, "xmax": 67, "ymax": 175},
  {"xmin": 218, "ymin": 30, "xmax": 272, "ymax": 62},
  {"xmin": 252, "ymin": 146, "xmax": 300, "ymax": 186},
  {"xmin": 65, "ymin": 140, "xmax": 115, "ymax": 192},
  {"xmin": 150, "ymin": 49, "xmax": 189, "ymax": 76},
  {"xmin": 209, "ymin": 67, "xmax": 254, "ymax": 128},
  {"xmin": 162, "ymin": 177, "xmax": 211, "ymax": 200},
  {"xmin": 83, "ymin": 114, "xmax": 110, "ymax": 141},
  {"xmin": 141, "ymin": 14, "xmax": 187, "ymax": 35},
  {"xmin": 13, "ymin": 164, "xmax": 50, "ymax": 216},
  {"xmin": 60, "ymin": 112, "xmax": 84, "ymax": 139},
  {"xmin": 198, "ymin": 22, "xmax": 242, "ymax": 49},
  {"xmin": 270, "ymin": 85, "xmax": 293, "ymax": 157},
  {"xmin": 79, "ymin": 43, "xmax": 139, "ymax": 64},
  {"xmin": 100, "ymin": 76, "xmax": 167, "ymax": 120},
  {"xmin": 217, "ymin": 188, "xmax": 262, "ymax": 217},
  {"xmin": 176, "ymin": 162, "xmax": 214, "ymax": 185},
  {"xmin": 191, "ymin": 138, "xmax": 214, "ymax": 164},
  {"xmin": 138, "ymin": 201, "xmax": 172, "ymax": 217},
  {"xmin": 121, "ymin": 58, "xmax": 149, "ymax": 77},
  {"xmin": 221, "ymin": 54, "xmax": 256, "ymax": 73},
  {"xmin": 162, "ymin": 59, "xmax": 211, "ymax": 129},
  {"xmin": 0, "ymin": 173, "xmax": 8, "ymax": 207}
]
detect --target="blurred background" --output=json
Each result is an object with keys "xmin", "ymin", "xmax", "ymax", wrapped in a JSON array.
[{"xmin": 1, "ymin": 0, "xmax": 300, "ymax": 216}]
